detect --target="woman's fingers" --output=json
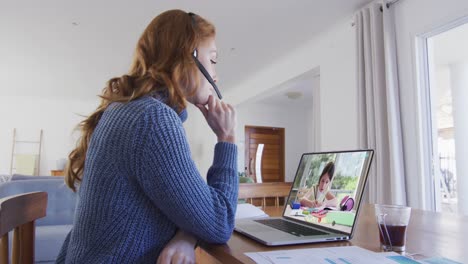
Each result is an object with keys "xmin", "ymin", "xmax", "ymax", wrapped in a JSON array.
[
  {"xmin": 196, "ymin": 95, "xmax": 236, "ymax": 143},
  {"xmin": 208, "ymin": 94, "xmax": 217, "ymax": 111},
  {"xmin": 156, "ymin": 249, "xmax": 171, "ymax": 264}
]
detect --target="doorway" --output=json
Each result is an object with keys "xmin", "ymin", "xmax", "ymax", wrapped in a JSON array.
[
  {"xmin": 420, "ymin": 20, "xmax": 468, "ymax": 214},
  {"xmin": 244, "ymin": 126, "xmax": 285, "ymax": 183}
]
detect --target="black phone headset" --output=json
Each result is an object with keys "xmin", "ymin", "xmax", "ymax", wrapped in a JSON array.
[{"xmin": 188, "ymin": 12, "xmax": 222, "ymax": 100}]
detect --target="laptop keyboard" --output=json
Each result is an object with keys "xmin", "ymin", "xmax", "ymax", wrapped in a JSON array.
[{"xmin": 255, "ymin": 219, "xmax": 328, "ymax": 237}]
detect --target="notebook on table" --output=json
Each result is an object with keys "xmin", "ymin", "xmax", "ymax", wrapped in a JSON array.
[{"xmin": 234, "ymin": 149, "xmax": 374, "ymax": 246}]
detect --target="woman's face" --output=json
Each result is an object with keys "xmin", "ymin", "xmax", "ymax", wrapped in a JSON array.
[
  {"xmin": 186, "ymin": 36, "xmax": 218, "ymax": 105},
  {"xmin": 319, "ymin": 173, "xmax": 331, "ymax": 192}
]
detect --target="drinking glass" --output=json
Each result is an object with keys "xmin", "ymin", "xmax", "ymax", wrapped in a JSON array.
[{"xmin": 374, "ymin": 204, "xmax": 411, "ymax": 252}]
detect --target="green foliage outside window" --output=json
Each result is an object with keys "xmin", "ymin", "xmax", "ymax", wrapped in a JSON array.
[{"xmin": 331, "ymin": 174, "xmax": 359, "ymax": 190}]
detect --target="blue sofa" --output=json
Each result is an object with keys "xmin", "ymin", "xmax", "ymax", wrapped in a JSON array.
[{"xmin": 0, "ymin": 177, "xmax": 76, "ymax": 263}]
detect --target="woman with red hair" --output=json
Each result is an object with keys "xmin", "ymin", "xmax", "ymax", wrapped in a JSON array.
[{"xmin": 57, "ymin": 10, "xmax": 237, "ymax": 264}]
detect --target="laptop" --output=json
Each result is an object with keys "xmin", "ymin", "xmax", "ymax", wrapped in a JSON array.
[{"xmin": 234, "ymin": 149, "xmax": 374, "ymax": 246}]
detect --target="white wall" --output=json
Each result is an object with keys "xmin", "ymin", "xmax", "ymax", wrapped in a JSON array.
[
  {"xmin": 226, "ymin": 18, "xmax": 358, "ymax": 152},
  {"xmin": 309, "ymin": 74, "xmax": 321, "ymax": 152},
  {"xmin": 183, "ymin": 104, "xmax": 217, "ymax": 179},
  {"xmin": 393, "ymin": 0, "xmax": 468, "ymax": 209},
  {"xmin": 236, "ymin": 103, "xmax": 310, "ymax": 182},
  {"xmin": 0, "ymin": 96, "xmax": 97, "ymax": 175}
]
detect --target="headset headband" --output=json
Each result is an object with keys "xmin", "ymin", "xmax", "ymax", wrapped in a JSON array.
[{"xmin": 187, "ymin": 12, "xmax": 222, "ymax": 99}]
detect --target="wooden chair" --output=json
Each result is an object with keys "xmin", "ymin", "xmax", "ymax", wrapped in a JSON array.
[
  {"xmin": 238, "ymin": 182, "xmax": 292, "ymax": 208},
  {"xmin": 0, "ymin": 192, "xmax": 47, "ymax": 264}
]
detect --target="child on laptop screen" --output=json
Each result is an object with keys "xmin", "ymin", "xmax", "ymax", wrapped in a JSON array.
[{"xmin": 299, "ymin": 162, "xmax": 338, "ymax": 208}]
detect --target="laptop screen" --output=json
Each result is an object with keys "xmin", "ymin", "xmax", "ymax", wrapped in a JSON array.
[{"xmin": 283, "ymin": 150, "xmax": 373, "ymax": 234}]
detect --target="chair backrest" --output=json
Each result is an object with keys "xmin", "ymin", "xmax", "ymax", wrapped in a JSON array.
[
  {"xmin": 238, "ymin": 182, "xmax": 292, "ymax": 208},
  {"xmin": 0, "ymin": 179, "xmax": 76, "ymax": 226},
  {"xmin": 0, "ymin": 191, "xmax": 47, "ymax": 264}
]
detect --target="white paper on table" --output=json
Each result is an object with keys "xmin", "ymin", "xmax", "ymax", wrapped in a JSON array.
[
  {"xmin": 245, "ymin": 246, "xmax": 418, "ymax": 264},
  {"xmin": 235, "ymin": 203, "xmax": 269, "ymax": 219},
  {"xmin": 244, "ymin": 252, "xmax": 274, "ymax": 264}
]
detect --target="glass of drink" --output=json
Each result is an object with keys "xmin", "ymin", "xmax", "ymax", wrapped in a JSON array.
[{"xmin": 374, "ymin": 204, "xmax": 411, "ymax": 252}]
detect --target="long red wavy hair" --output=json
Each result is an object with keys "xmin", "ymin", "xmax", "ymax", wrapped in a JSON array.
[{"xmin": 65, "ymin": 10, "xmax": 215, "ymax": 191}]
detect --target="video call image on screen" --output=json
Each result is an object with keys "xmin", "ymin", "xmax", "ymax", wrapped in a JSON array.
[{"xmin": 284, "ymin": 151, "xmax": 372, "ymax": 234}]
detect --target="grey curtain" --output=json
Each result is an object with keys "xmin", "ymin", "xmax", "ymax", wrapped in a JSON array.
[{"xmin": 355, "ymin": 1, "xmax": 407, "ymax": 205}]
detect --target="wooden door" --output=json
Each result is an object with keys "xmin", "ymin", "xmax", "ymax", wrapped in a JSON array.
[{"xmin": 244, "ymin": 126, "xmax": 285, "ymax": 182}]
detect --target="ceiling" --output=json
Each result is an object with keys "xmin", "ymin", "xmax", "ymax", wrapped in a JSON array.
[
  {"xmin": 250, "ymin": 68, "xmax": 319, "ymax": 109},
  {"xmin": 0, "ymin": 0, "xmax": 372, "ymax": 100}
]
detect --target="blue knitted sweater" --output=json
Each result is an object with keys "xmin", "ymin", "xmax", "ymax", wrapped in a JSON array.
[{"xmin": 56, "ymin": 96, "xmax": 238, "ymax": 263}]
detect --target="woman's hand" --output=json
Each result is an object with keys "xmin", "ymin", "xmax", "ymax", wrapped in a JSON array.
[
  {"xmin": 196, "ymin": 95, "xmax": 236, "ymax": 143},
  {"xmin": 157, "ymin": 231, "xmax": 197, "ymax": 264}
]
